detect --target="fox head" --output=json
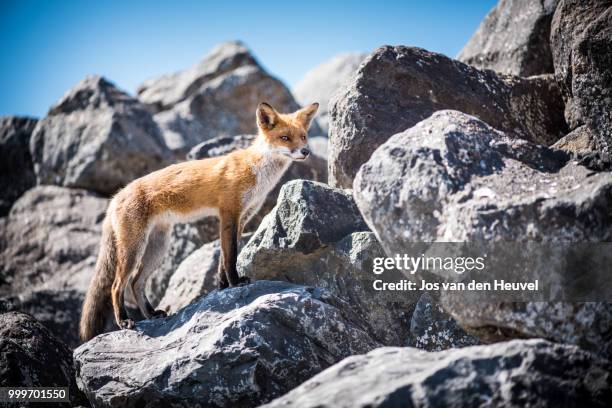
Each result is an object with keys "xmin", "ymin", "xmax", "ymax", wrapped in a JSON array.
[{"xmin": 255, "ymin": 102, "xmax": 319, "ymax": 161}]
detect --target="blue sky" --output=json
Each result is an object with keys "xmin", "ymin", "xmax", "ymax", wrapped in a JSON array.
[{"xmin": 0, "ymin": 0, "xmax": 495, "ymax": 117}]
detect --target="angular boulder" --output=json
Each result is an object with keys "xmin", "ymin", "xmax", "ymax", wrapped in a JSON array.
[
  {"xmin": 0, "ymin": 312, "xmax": 88, "ymax": 406},
  {"xmin": 458, "ymin": 0, "xmax": 558, "ymax": 76},
  {"xmin": 550, "ymin": 0, "xmax": 611, "ymax": 157},
  {"xmin": 293, "ymin": 52, "xmax": 367, "ymax": 134},
  {"xmin": 30, "ymin": 75, "xmax": 171, "ymax": 195},
  {"xmin": 262, "ymin": 340, "xmax": 612, "ymax": 408},
  {"xmin": 328, "ymin": 46, "xmax": 567, "ymax": 187},
  {"xmin": 353, "ymin": 110, "xmax": 612, "ymax": 355},
  {"xmin": 0, "ymin": 116, "xmax": 37, "ymax": 216},
  {"xmin": 74, "ymin": 281, "xmax": 380, "ymax": 408},
  {"xmin": 138, "ymin": 42, "xmax": 322, "ymax": 157}
]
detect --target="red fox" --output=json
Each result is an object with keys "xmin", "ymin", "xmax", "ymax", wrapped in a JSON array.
[{"xmin": 79, "ymin": 102, "xmax": 319, "ymax": 341}]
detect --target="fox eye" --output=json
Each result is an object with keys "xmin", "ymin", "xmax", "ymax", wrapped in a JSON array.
[
  {"xmin": 280, "ymin": 135, "xmax": 289, "ymax": 141},
  {"xmin": 301, "ymin": 135, "xmax": 306, "ymax": 141}
]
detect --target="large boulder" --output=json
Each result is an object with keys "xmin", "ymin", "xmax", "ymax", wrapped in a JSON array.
[
  {"xmin": 353, "ymin": 110, "xmax": 612, "ymax": 355},
  {"xmin": 238, "ymin": 180, "xmax": 416, "ymax": 346},
  {"xmin": 0, "ymin": 312, "xmax": 88, "ymax": 406},
  {"xmin": 293, "ymin": 53, "xmax": 367, "ymax": 134},
  {"xmin": 262, "ymin": 340, "xmax": 612, "ymax": 408},
  {"xmin": 328, "ymin": 46, "xmax": 567, "ymax": 188},
  {"xmin": 138, "ymin": 41, "xmax": 322, "ymax": 157},
  {"xmin": 0, "ymin": 116, "xmax": 37, "ymax": 216},
  {"xmin": 457, "ymin": 0, "xmax": 558, "ymax": 76},
  {"xmin": 74, "ymin": 281, "xmax": 380, "ymax": 408},
  {"xmin": 183, "ymin": 134, "xmax": 328, "ymax": 243},
  {"xmin": 30, "ymin": 75, "xmax": 171, "ymax": 195},
  {"xmin": 550, "ymin": 0, "xmax": 612, "ymax": 157}
]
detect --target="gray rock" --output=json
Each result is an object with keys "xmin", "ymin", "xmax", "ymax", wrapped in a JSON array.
[
  {"xmin": 30, "ymin": 75, "xmax": 171, "ymax": 195},
  {"xmin": 293, "ymin": 53, "xmax": 367, "ymax": 134},
  {"xmin": 74, "ymin": 281, "xmax": 380, "ymax": 408},
  {"xmin": 409, "ymin": 293, "xmax": 479, "ymax": 351},
  {"xmin": 138, "ymin": 42, "xmax": 322, "ymax": 157},
  {"xmin": 262, "ymin": 339, "xmax": 612, "ymax": 408},
  {"xmin": 353, "ymin": 110, "xmax": 612, "ymax": 355},
  {"xmin": 551, "ymin": 125, "xmax": 598, "ymax": 156},
  {"xmin": 0, "ymin": 312, "xmax": 89, "ymax": 406},
  {"xmin": 458, "ymin": 0, "xmax": 558, "ymax": 76},
  {"xmin": 550, "ymin": 0, "xmax": 612, "ymax": 157},
  {"xmin": 185, "ymin": 135, "xmax": 328, "ymax": 242},
  {"xmin": 329, "ymin": 46, "xmax": 567, "ymax": 188},
  {"xmin": 0, "ymin": 116, "xmax": 37, "ymax": 216}
]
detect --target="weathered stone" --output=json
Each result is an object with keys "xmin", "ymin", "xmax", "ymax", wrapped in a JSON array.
[
  {"xmin": 262, "ymin": 340, "xmax": 612, "ymax": 408},
  {"xmin": 0, "ymin": 116, "xmax": 37, "ymax": 216},
  {"xmin": 550, "ymin": 0, "xmax": 611, "ymax": 157},
  {"xmin": 293, "ymin": 53, "xmax": 367, "ymax": 134},
  {"xmin": 30, "ymin": 75, "xmax": 171, "ymax": 195},
  {"xmin": 329, "ymin": 46, "xmax": 567, "ymax": 187},
  {"xmin": 74, "ymin": 281, "xmax": 380, "ymax": 408},
  {"xmin": 0, "ymin": 312, "xmax": 88, "ymax": 406},
  {"xmin": 138, "ymin": 42, "xmax": 321, "ymax": 157},
  {"xmin": 458, "ymin": 0, "xmax": 558, "ymax": 76}
]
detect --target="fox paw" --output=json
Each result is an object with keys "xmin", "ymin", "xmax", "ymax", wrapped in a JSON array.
[
  {"xmin": 218, "ymin": 280, "xmax": 229, "ymax": 290},
  {"xmin": 151, "ymin": 310, "xmax": 167, "ymax": 319},
  {"xmin": 237, "ymin": 276, "xmax": 251, "ymax": 286},
  {"xmin": 119, "ymin": 319, "xmax": 135, "ymax": 330}
]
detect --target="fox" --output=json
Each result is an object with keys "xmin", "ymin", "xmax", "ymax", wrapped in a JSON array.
[{"xmin": 79, "ymin": 101, "xmax": 319, "ymax": 341}]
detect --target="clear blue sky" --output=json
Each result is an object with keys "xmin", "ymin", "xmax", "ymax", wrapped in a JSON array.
[{"xmin": 0, "ymin": 0, "xmax": 495, "ymax": 118}]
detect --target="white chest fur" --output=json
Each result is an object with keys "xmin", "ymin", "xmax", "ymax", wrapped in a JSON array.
[{"xmin": 242, "ymin": 153, "xmax": 290, "ymax": 215}]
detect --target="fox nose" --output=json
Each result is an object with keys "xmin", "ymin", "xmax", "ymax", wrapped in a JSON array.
[{"xmin": 300, "ymin": 148, "xmax": 310, "ymax": 157}]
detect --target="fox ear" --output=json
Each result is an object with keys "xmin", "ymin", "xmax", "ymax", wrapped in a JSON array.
[
  {"xmin": 296, "ymin": 103, "xmax": 319, "ymax": 129},
  {"xmin": 257, "ymin": 102, "xmax": 279, "ymax": 130}
]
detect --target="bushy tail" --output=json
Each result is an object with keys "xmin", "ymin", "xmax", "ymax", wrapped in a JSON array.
[{"xmin": 79, "ymin": 215, "xmax": 116, "ymax": 342}]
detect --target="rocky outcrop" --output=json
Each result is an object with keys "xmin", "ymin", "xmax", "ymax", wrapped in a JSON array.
[
  {"xmin": 293, "ymin": 53, "xmax": 367, "ymax": 134},
  {"xmin": 30, "ymin": 75, "xmax": 171, "ymax": 195},
  {"xmin": 550, "ymin": 0, "xmax": 611, "ymax": 158},
  {"xmin": 0, "ymin": 116, "xmax": 37, "ymax": 216},
  {"xmin": 353, "ymin": 110, "xmax": 612, "ymax": 355},
  {"xmin": 74, "ymin": 281, "xmax": 380, "ymax": 408},
  {"xmin": 184, "ymin": 134, "xmax": 328, "ymax": 242},
  {"xmin": 328, "ymin": 46, "xmax": 567, "ymax": 188},
  {"xmin": 0, "ymin": 312, "xmax": 88, "ymax": 406},
  {"xmin": 262, "ymin": 340, "xmax": 612, "ymax": 408},
  {"xmin": 458, "ymin": 0, "xmax": 558, "ymax": 76},
  {"xmin": 238, "ymin": 180, "xmax": 416, "ymax": 346},
  {"xmin": 138, "ymin": 42, "xmax": 322, "ymax": 157}
]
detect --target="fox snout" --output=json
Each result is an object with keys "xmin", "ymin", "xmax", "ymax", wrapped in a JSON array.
[{"xmin": 292, "ymin": 147, "xmax": 310, "ymax": 161}]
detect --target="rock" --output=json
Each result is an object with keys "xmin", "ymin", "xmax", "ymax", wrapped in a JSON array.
[
  {"xmin": 74, "ymin": 281, "xmax": 380, "ymax": 408},
  {"xmin": 138, "ymin": 42, "xmax": 322, "ymax": 157},
  {"xmin": 157, "ymin": 234, "xmax": 251, "ymax": 313},
  {"xmin": 185, "ymin": 135, "xmax": 328, "ymax": 242},
  {"xmin": 30, "ymin": 75, "xmax": 171, "ymax": 195},
  {"xmin": 353, "ymin": 110, "xmax": 612, "ymax": 355},
  {"xmin": 293, "ymin": 53, "xmax": 367, "ymax": 134},
  {"xmin": 0, "ymin": 312, "xmax": 88, "ymax": 406},
  {"xmin": 552, "ymin": 125, "xmax": 598, "ymax": 156},
  {"xmin": 457, "ymin": 0, "xmax": 558, "ymax": 76},
  {"xmin": 328, "ymin": 46, "xmax": 567, "ymax": 188},
  {"xmin": 0, "ymin": 116, "xmax": 37, "ymax": 216},
  {"xmin": 409, "ymin": 293, "xmax": 479, "ymax": 351},
  {"xmin": 550, "ymin": 0, "xmax": 612, "ymax": 157},
  {"xmin": 237, "ymin": 180, "xmax": 415, "ymax": 346},
  {"xmin": 262, "ymin": 339, "xmax": 612, "ymax": 408}
]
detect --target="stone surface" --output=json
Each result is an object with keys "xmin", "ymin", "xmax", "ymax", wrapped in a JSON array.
[
  {"xmin": 74, "ymin": 281, "xmax": 380, "ymax": 408},
  {"xmin": 262, "ymin": 340, "xmax": 612, "ymax": 408},
  {"xmin": 550, "ymin": 0, "xmax": 612, "ymax": 158},
  {"xmin": 0, "ymin": 312, "xmax": 88, "ymax": 406},
  {"xmin": 30, "ymin": 75, "xmax": 171, "ymax": 195},
  {"xmin": 353, "ymin": 110, "xmax": 612, "ymax": 356},
  {"xmin": 458, "ymin": 0, "xmax": 558, "ymax": 76},
  {"xmin": 293, "ymin": 53, "xmax": 367, "ymax": 134},
  {"xmin": 329, "ymin": 46, "xmax": 567, "ymax": 187},
  {"xmin": 138, "ymin": 41, "xmax": 321, "ymax": 157},
  {"xmin": 0, "ymin": 116, "xmax": 37, "ymax": 216}
]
